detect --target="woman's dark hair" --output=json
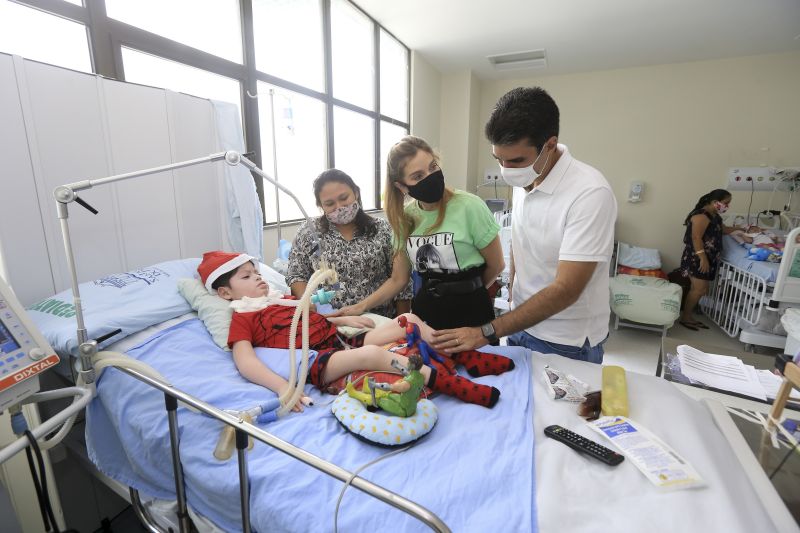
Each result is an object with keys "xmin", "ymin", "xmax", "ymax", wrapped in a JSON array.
[
  {"xmin": 312, "ymin": 169, "xmax": 376, "ymax": 236},
  {"xmin": 684, "ymin": 189, "xmax": 731, "ymax": 225},
  {"xmin": 485, "ymin": 87, "xmax": 560, "ymax": 150}
]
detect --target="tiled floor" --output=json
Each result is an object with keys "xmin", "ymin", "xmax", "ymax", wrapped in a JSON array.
[{"xmin": 603, "ymin": 313, "xmax": 783, "ymax": 376}]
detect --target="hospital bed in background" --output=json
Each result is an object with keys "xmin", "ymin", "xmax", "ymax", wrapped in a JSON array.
[{"xmin": 701, "ymin": 211, "xmax": 793, "ymax": 350}]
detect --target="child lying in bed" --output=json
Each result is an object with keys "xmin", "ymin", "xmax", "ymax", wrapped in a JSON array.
[
  {"xmin": 198, "ymin": 251, "xmax": 513, "ymax": 412},
  {"xmin": 729, "ymin": 229, "xmax": 785, "ymax": 262}
]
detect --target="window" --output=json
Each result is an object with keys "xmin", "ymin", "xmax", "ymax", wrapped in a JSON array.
[
  {"xmin": 0, "ymin": 1, "xmax": 91, "ymax": 73},
  {"xmin": 380, "ymin": 121, "xmax": 408, "ymax": 201},
  {"xmin": 106, "ymin": 0, "xmax": 243, "ymax": 63},
  {"xmin": 331, "ymin": 0, "xmax": 374, "ymax": 111},
  {"xmin": 121, "ymin": 47, "xmax": 242, "ymax": 120},
  {"xmin": 380, "ymin": 30, "xmax": 408, "ymax": 122},
  {"xmin": 252, "ymin": 0, "xmax": 324, "ymax": 92},
  {"xmin": 258, "ymin": 83, "xmax": 327, "ymax": 223},
  {"xmin": 334, "ymin": 107, "xmax": 376, "ymax": 209},
  {"xmin": 7, "ymin": 0, "xmax": 410, "ymax": 224}
]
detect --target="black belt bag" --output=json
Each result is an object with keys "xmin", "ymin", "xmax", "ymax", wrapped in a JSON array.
[{"xmin": 424, "ymin": 276, "xmax": 483, "ymax": 298}]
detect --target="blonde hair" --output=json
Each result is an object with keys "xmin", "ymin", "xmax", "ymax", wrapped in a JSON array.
[{"xmin": 384, "ymin": 136, "xmax": 453, "ymax": 251}]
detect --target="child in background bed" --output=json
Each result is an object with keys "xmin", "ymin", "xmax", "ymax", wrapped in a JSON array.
[{"xmin": 198, "ymin": 251, "xmax": 514, "ymax": 412}]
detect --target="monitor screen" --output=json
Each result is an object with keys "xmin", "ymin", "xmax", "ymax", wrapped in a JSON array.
[
  {"xmin": 0, "ymin": 319, "xmax": 20, "ymax": 355},
  {"xmin": 485, "ymin": 198, "xmax": 507, "ymax": 213}
]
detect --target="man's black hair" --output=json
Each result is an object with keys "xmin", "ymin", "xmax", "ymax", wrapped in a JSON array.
[{"xmin": 485, "ymin": 87, "xmax": 560, "ymax": 149}]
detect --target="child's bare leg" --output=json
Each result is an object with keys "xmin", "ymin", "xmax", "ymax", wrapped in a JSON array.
[
  {"xmin": 363, "ymin": 313, "xmax": 435, "ymax": 345},
  {"xmin": 324, "ymin": 345, "xmax": 501, "ymax": 408},
  {"xmin": 322, "ymin": 345, "xmax": 431, "ymax": 385}
]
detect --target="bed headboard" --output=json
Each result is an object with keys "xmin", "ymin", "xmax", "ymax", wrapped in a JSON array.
[
  {"xmin": 0, "ymin": 54, "xmax": 245, "ymax": 306},
  {"xmin": 721, "ymin": 211, "xmax": 782, "ymax": 231}
]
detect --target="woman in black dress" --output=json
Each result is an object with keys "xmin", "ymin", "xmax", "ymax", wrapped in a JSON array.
[{"xmin": 678, "ymin": 189, "xmax": 746, "ymax": 330}]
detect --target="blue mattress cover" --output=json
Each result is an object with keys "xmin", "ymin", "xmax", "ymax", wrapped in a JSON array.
[
  {"xmin": 720, "ymin": 235, "xmax": 780, "ymax": 283},
  {"xmin": 86, "ymin": 319, "xmax": 537, "ymax": 532}
]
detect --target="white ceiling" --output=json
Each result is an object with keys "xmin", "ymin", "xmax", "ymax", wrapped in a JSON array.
[{"xmin": 356, "ymin": 0, "xmax": 800, "ymax": 79}]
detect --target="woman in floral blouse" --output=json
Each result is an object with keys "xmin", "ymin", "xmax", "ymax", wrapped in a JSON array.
[
  {"xmin": 286, "ymin": 169, "xmax": 412, "ymax": 317},
  {"xmin": 679, "ymin": 188, "xmax": 754, "ymax": 330}
]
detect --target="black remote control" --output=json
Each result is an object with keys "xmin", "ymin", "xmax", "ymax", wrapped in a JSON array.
[{"xmin": 544, "ymin": 425, "xmax": 625, "ymax": 466}]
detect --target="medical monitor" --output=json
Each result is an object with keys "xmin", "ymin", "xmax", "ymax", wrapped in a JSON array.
[
  {"xmin": 485, "ymin": 198, "xmax": 508, "ymax": 213},
  {"xmin": 0, "ymin": 276, "xmax": 59, "ymax": 411}
]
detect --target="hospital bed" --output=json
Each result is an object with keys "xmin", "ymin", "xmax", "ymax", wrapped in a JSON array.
[{"xmin": 701, "ymin": 212, "xmax": 789, "ymax": 349}]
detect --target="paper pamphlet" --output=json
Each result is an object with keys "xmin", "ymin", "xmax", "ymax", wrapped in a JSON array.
[
  {"xmin": 676, "ymin": 345, "xmax": 767, "ymax": 401},
  {"xmin": 589, "ymin": 416, "xmax": 705, "ymax": 490},
  {"xmin": 756, "ymin": 369, "xmax": 800, "ymax": 401}
]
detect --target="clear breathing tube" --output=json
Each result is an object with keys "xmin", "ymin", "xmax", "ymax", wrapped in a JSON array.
[{"xmin": 278, "ymin": 264, "xmax": 338, "ymax": 417}]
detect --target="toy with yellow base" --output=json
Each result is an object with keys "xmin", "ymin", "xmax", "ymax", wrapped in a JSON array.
[
  {"xmin": 346, "ymin": 355, "xmax": 426, "ymax": 417},
  {"xmin": 333, "ymin": 355, "xmax": 438, "ymax": 446}
]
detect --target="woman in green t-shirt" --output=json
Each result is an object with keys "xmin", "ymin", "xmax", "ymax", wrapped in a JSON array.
[{"xmin": 331, "ymin": 136, "xmax": 505, "ymax": 330}]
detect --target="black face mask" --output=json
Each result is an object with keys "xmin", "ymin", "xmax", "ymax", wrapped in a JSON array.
[{"xmin": 407, "ymin": 169, "xmax": 445, "ymax": 203}]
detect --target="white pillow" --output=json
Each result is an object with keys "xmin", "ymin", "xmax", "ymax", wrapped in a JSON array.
[
  {"xmin": 177, "ymin": 278, "xmax": 233, "ymax": 350},
  {"xmin": 27, "ymin": 258, "xmax": 200, "ymax": 356},
  {"xmin": 617, "ymin": 242, "xmax": 661, "ymax": 270}
]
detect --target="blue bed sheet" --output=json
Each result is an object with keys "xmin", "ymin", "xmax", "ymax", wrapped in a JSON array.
[
  {"xmin": 86, "ymin": 319, "xmax": 536, "ymax": 532},
  {"xmin": 720, "ymin": 235, "xmax": 780, "ymax": 283}
]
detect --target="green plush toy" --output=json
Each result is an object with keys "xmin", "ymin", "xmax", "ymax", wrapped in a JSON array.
[{"xmin": 345, "ymin": 354, "xmax": 425, "ymax": 417}]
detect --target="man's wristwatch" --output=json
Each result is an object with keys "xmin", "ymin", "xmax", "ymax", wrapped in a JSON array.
[{"xmin": 480, "ymin": 322, "xmax": 499, "ymax": 344}]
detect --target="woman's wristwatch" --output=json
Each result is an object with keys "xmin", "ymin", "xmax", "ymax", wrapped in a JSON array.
[{"xmin": 480, "ymin": 322, "xmax": 499, "ymax": 344}]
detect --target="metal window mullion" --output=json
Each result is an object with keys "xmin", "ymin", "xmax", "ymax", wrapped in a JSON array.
[
  {"xmin": 373, "ymin": 21, "xmax": 381, "ymax": 208},
  {"xmin": 108, "ymin": 19, "xmax": 247, "ymax": 81},
  {"xmin": 240, "ymin": 0, "xmax": 265, "ymax": 223},
  {"xmin": 322, "ymin": 0, "xmax": 335, "ymax": 168},
  {"xmin": 13, "ymin": 0, "xmax": 88, "ymax": 23}
]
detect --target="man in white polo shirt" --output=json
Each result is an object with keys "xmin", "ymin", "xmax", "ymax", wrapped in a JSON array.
[{"xmin": 432, "ymin": 87, "xmax": 617, "ymax": 363}]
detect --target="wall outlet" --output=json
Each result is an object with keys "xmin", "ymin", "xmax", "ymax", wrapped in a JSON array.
[
  {"xmin": 484, "ymin": 168, "xmax": 502, "ymax": 185},
  {"xmin": 727, "ymin": 167, "xmax": 778, "ymax": 191}
]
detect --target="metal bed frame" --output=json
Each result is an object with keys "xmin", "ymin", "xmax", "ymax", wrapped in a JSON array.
[
  {"xmin": 701, "ymin": 260, "xmax": 771, "ymax": 338},
  {"xmin": 48, "ymin": 151, "xmax": 451, "ymax": 532},
  {"xmin": 118, "ymin": 366, "xmax": 450, "ymax": 533}
]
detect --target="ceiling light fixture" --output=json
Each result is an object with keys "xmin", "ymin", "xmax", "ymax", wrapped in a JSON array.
[{"xmin": 487, "ymin": 49, "xmax": 547, "ymax": 71}]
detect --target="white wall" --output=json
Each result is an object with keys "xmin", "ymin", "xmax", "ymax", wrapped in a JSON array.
[
  {"xmin": 410, "ymin": 51, "xmax": 441, "ymax": 146},
  {"xmin": 471, "ymin": 51, "xmax": 800, "ymax": 270}
]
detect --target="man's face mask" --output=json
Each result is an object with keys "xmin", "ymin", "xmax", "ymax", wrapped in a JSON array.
[{"xmin": 499, "ymin": 145, "xmax": 551, "ymax": 188}]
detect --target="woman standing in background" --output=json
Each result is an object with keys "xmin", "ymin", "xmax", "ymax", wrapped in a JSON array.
[
  {"xmin": 678, "ymin": 188, "xmax": 749, "ymax": 330},
  {"xmin": 286, "ymin": 169, "xmax": 411, "ymax": 317}
]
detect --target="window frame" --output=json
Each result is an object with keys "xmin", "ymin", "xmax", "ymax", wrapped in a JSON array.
[{"xmin": 10, "ymin": 0, "xmax": 410, "ymax": 224}]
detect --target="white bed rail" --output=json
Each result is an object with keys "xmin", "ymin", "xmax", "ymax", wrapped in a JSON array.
[
  {"xmin": 117, "ymin": 366, "xmax": 451, "ymax": 533},
  {"xmin": 701, "ymin": 260, "xmax": 770, "ymax": 337}
]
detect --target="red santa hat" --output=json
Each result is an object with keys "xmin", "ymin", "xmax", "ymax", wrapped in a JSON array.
[{"xmin": 198, "ymin": 251, "xmax": 257, "ymax": 293}]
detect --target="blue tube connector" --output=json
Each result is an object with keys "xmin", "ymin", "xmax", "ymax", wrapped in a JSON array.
[
  {"xmin": 310, "ymin": 289, "xmax": 336, "ymax": 305},
  {"xmin": 10, "ymin": 412, "xmax": 28, "ymax": 435}
]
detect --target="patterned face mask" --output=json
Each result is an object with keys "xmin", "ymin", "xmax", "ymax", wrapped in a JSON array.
[
  {"xmin": 713, "ymin": 201, "xmax": 729, "ymax": 214},
  {"xmin": 325, "ymin": 200, "xmax": 360, "ymax": 225}
]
